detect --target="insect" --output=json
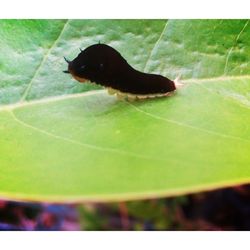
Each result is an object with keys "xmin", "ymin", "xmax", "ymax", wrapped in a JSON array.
[{"xmin": 64, "ymin": 43, "xmax": 181, "ymax": 100}]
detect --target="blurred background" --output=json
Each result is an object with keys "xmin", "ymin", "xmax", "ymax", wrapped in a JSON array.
[{"xmin": 1, "ymin": 184, "xmax": 250, "ymax": 230}]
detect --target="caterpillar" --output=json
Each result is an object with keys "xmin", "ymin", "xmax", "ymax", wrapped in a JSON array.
[{"xmin": 64, "ymin": 43, "xmax": 180, "ymax": 100}]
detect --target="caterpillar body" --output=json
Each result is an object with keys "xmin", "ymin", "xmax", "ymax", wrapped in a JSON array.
[{"xmin": 64, "ymin": 43, "xmax": 180, "ymax": 100}]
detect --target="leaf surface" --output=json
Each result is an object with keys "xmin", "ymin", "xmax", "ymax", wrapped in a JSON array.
[{"xmin": 0, "ymin": 20, "xmax": 250, "ymax": 202}]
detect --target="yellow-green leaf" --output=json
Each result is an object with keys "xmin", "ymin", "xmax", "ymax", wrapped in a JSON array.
[{"xmin": 0, "ymin": 19, "xmax": 250, "ymax": 202}]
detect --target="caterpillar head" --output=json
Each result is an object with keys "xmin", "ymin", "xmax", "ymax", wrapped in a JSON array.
[{"xmin": 64, "ymin": 43, "xmax": 126, "ymax": 84}]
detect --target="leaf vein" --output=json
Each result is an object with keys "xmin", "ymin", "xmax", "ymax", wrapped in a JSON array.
[
  {"xmin": 126, "ymin": 101, "xmax": 250, "ymax": 143},
  {"xmin": 143, "ymin": 20, "xmax": 168, "ymax": 71},
  {"xmin": 223, "ymin": 20, "xmax": 249, "ymax": 75},
  {"xmin": 20, "ymin": 20, "xmax": 70, "ymax": 102},
  {"xmin": 9, "ymin": 110, "xmax": 165, "ymax": 162}
]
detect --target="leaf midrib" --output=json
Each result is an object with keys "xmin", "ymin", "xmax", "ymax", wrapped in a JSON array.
[{"xmin": 0, "ymin": 74, "xmax": 249, "ymax": 112}]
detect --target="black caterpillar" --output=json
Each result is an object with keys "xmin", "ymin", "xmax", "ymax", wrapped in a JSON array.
[{"xmin": 64, "ymin": 43, "xmax": 179, "ymax": 100}]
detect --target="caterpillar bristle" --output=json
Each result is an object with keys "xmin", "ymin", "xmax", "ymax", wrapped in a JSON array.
[{"xmin": 174, "ymin": 75, "xmax": 184, "ymax": 88}]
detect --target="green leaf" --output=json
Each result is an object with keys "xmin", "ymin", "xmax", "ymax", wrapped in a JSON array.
[{"xmin": 0, "ymin": 19, "xmax": 250, "ymax": 202}]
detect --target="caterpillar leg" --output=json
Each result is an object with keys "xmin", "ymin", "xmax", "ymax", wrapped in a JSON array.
[
  {"xmin": 107, "ymin": 87, "xmax": 116, "ymax": 95},
  {"xmin": 106, "ymin": 87, "xmax": 174, "ymax": 101}
]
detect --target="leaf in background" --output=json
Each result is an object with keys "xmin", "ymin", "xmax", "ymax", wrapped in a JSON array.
[{"xmin": 0, "ymin": 19, "xmax": 250, "ymax": 202}]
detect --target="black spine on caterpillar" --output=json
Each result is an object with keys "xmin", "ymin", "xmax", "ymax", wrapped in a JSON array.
[{"xmin": 64, "ymin": 43, "xmax": 176, "ymax": 96}]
